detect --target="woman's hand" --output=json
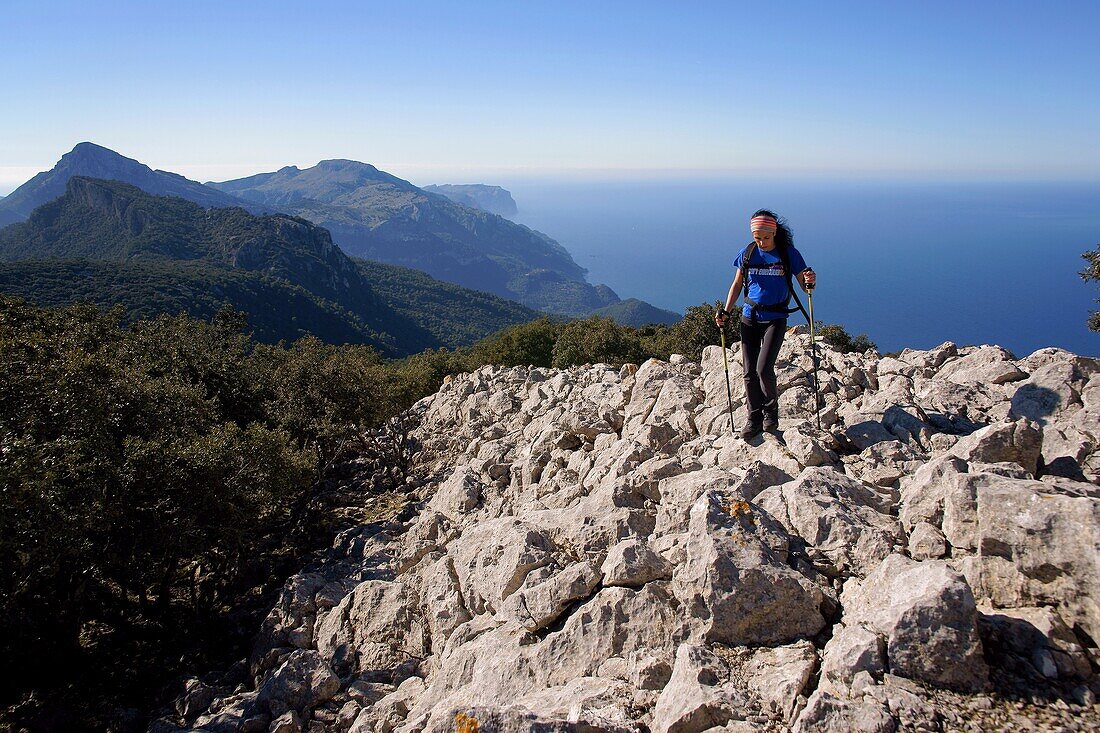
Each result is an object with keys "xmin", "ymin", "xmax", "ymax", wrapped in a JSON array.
[
  {"xmin": 802, "ymin": 268, "xmax": 817, "ymax": 290},
  {"xmin": 715, "ymin": 308, "xmax": 729, "ymax": 328}
]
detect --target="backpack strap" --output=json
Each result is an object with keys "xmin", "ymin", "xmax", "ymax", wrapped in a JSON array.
[{"xmin": 778, "ymin": 245, "xmax": 812, "ymax": 324}]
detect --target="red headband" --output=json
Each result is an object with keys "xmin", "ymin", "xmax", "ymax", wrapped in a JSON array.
[{"xmin": 750, "ymin": 215, "xmax": 778, "ymax": 232}]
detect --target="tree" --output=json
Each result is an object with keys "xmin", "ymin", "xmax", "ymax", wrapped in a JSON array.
[
  {"xmin": 551, "ymin": 317, "xmax": 649, "ymax": 368},
  {"xmin": 817, "ymin": 323, "xmax": 876, "ymax": 354},
  {"xmin": 467, "ymin": 317, "xmax": 562, "ymax": 367},
  {"xmin": 1082, "ymin": 244, "xmax": 1100, "ymax": 332},
  {"xmin": 646, "ymin": 301, "xmax": 734, "ymax": 361}
]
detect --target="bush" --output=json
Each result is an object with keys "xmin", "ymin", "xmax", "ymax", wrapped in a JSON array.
[
  {"xmin": 467, "ymin": 317, "xmax": 562, "ymax": 368},
  {"xmin": 1082, "ymin": 244, "xmax": 1100, "ymax": 332},
  {"xmin": 641, "ymin": 301, "xmax": 734, "ymax": 361},
  {"xmin": 817, "ymin": 323, "xmax": 876, "ymax": 354},
  {"xmin": 0, "ymin": 297, "xmax": 390, "ymax": 728},
  {"xmin": 551, "ymin": 316, "xmax": 651, "ymax": 368}
]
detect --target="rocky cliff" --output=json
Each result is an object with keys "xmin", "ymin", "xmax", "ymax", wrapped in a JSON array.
[
  {"xmin": 422, "ymin": 185, "xmax": 519, "ymax": 218},
  {"xmin": 156, "ymin": 334, "xmax": 1100, "ymax": 733}
]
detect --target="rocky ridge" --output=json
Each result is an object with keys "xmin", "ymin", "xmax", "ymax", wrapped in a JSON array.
[{"xmin": 157, "ymin": 334, "xmax": 1100, "ymax": 733}]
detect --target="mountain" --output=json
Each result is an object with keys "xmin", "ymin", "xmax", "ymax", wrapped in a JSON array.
[
  {"xmin": 422, "ymin": 184, "xmax": 518, "ymax": 217},
  {"xmin": 0, "ymin": 177, "xmax": 538, "ymax": 354},
  {"xmin": 210, "ymin": 160, "xmax": 619, "ymax": 315},
  {"xmin": 589, "ymin": 297, "xmax": 682, "ymax": 326},
  {"xmin": 0, "ymin": 142, "xmax": 269, "ymax": 228}
]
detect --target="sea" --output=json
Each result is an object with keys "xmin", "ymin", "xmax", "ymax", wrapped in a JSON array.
[{"xmin": 498, "ymin": 177, "xmax": 1100, "ymax": 357}]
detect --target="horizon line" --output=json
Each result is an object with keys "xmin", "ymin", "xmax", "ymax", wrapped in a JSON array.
[{"xmin": 3, "ymin": 162, "xmax": 1100, "ymax": 196}]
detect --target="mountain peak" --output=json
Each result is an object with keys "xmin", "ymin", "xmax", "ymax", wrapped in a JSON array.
[
  {"xmin": 315, "ymin": 159, "xmax": 379, "ymax": 172},
  {"xmin": 0, "ymin": 144, "xmax": 270, "ymax": 227},
  {"xmin": 60, "ymin": 142, "xmax": 140, "ymax": 168}
]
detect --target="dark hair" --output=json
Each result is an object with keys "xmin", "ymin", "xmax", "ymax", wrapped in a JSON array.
[{"xmin": 751, "ymin": 208, "xmax": 793, "ymax": 250}]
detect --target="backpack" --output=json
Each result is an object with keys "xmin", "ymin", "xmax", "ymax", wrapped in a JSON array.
[{"xmin": 739, "ymin": 241, "xmax": 811, "ymax": 324}]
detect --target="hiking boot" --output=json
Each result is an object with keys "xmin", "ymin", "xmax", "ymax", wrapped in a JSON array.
[
  {"xmin": 740, "ymin": 421, "xmax": 763, "ymax": 440},
  {"xmin": 763, "ymin": 411, "xmax": 780, "ymax": 432}
]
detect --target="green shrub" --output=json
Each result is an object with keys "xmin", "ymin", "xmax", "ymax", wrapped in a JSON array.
[
  {"xmin": 817, "ymin": 323, "xmax": 876, "ymax": 354},
  {"xmin": 467, "ymin": 317, "xmax": 562, "ymax": 367},
  {"xmin": 551, "ymin": 316, "xmax": 651, "ymax": 368},
  {"xmin": 1082, "ymin": 243, "xmax": 1100, "ymax": 332}
]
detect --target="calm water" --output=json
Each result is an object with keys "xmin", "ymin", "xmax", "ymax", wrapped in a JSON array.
[{"xmin": 499, "ymin": 178, "xmax": 1100, "ymax": 356}]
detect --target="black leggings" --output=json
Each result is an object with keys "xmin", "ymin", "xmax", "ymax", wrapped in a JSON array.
[{"xmin": 740, "ymin": 317, "xmax": 786, "ymax": 423}]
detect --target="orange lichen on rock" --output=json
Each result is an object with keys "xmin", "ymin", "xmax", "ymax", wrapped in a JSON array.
[
  {"xmin": 724, "ymin": 500, "xmax": 755, "ymax": 523},
  {"xmin": 455, "ymin": 712, "xmax": 480, "ymax": 733}
]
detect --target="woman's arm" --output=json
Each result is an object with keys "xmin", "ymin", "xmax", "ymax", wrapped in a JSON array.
[{"xmin": 715, "ymin": 268, "xmax": 745, "ymax": 326}]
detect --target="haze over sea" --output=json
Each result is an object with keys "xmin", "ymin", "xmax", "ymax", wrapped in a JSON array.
[{"xmin": 497, "ymin": 177, "xmax": 1100, "ymax": 357}]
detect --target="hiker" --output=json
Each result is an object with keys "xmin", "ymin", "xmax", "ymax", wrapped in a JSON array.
[{"xmin": 715, "ymin": 210, "xmax": 816, "ymax": 439}]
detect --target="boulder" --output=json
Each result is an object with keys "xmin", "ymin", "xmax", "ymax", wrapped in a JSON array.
[
  {"xmin": 1009, "ymin": 359, "xmax": 1093, "ymax": 425},
  {"xmin": 651, "ymin": 644, "xmax": 744, "ymax": 733},
  {"xmin": 936, "ymin": 345, "xmax": 1027, "ymax": 386},
  {"xmin": 502, "ymin": 561, "xmax": 602, "ymax": 632},
  {"xmin": 602, "ymin": 539, "xmax": 673, "ymax": 587},
  {"xmin": 756, "ymin": 467, "xmax": 902, "ymax": 578},
  {"xmin": 675, "ymin": 490, "xmax": 825, "ymax": 646},
  {"xmin": 511, "ymin": 677, "xmax": 639, "ymax": 731},
  {"xmin": 840, "ymin": 554, "xmax": 988, "ymax": 692},
  {"xmin": 819, "ymin": 623, "xmax": 886, "ymax": 696},
  {"xmin": 897, "ymin": 455, "xmax": 968, "ymax": 532},
  {"xmin": 256, "ymin": 650, "xmax": 339, "ymax": 714},
  {"xmin": 907, "ymin": 522, "xmax": 947, "ymax": 561},
  {"xmin": 448, "ymin": 518, "xmax": 557, "ymax": 615},
  {"xmin": 976, "ymin": 477, "xmax": 1100, "ymax": 640},
  {"xmin": 430, "ymin": 467, "xmax": 483, "ymax": 519},
  {"xmin": 979, "ymin": 606, "xmax": 1093, "ymax": 679},
  {"xmin": 948, "ymin": 419, "xmax": 1041, "ymax": 476},
  {"xmin": 736, "ymin": 640, "xmax": 818, "ymax": 720},
  {"xmin": 352, "ymin": 676, "xmax": 425, "ymax": 733},
  {"xmin": 794, "ymin": 691, "xmax": 894, "ymax": 733},
  {"xmin": 191, "ymin": 691, "xmax": 262, "ymax": 733},
  {"xmin": 315, "ymin": 580, "xmax": 426, "ymax": 679},
  {"xmin": 268, "ymin": 711, "xmax": 301, "ymax": 733},
  {"xmin": 843, "ymin": 420, "xmax": 897, "ymax": 451}
]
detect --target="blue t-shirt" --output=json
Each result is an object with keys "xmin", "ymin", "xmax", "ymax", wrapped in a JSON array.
[{"xmin": 732, "ymin": 244, "xmax": 809, "ymax": 321}]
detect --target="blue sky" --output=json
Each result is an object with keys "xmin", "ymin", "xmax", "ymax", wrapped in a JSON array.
[{"xmin": 2, "ymin": 0, "xmax": 1099, "ymax": 192}]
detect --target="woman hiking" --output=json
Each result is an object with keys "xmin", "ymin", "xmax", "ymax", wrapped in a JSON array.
[{"xmin": 715, "ymin": 210, "xmax": 816, "ymax": 439}]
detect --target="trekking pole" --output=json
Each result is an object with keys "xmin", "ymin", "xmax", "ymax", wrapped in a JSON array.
[
  {"xmin": 806, "ymin": 276, "xmax": 822, "ymax": 431},
  {"xmin": 718, "ymin": 314, "xmax": 736, "ymax": 435}
]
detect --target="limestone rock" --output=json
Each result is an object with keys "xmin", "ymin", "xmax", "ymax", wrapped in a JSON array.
[
  {"xmin": 602, "ymin": 538, "xmax": 673, "ymax": 587},
  {"xmin": 756, "ymin": 467, "xmax": 902, "ymax": 578},
  {"xmin": 448, "ymin": 518, "xmax": 557, "ymax": 615},
  {"xmin": 651, "ymin": 644, "xmax": 744, "ymax": 733},
  {"xmin": 980, "ymin": 606, "xmax": 1093, "ymax": 679},
  {"xmin": 948, "ymin": 419, "xmax": 1042, "ymax": 476},
  {"xmin": 268, "ymin": 710, "xmax": 301, "ymax": 733},
  {"xmin": 502, "ymin": 561, "xmax": 602, "ymax": 631},
  {"xmin": 315, "ymin": 580, "xmax": 426, "ymax": 679},
  {"xmin": 907, "ymin": 522, "xmax": 947, "ymax": 561},
  {"xmin": 256, "ymin": 650, "xmax": 339, "ymax": 714},
  {"xmin": 171, "ymin": 342, "xmax": 1100, "ymax": 731},
  {"xmin": 794, "ymin": 691, "xmax": 894, "ymax": 733},
  {"xmin": 976, "ymin": 477, "xmax": 1100, "ymax": 640},
  {"xmin": 841, "ymin": 555, "xmax": 988, "ymax": 691},
  {"xmin": 936, "ymin": 345, "xmax": 1027, "ymax": 386},
  {"xmin": 675, "ymin": 490, "xmax": 825, "ymax": 646},
  {"xmin": 429, "ymin": 467, "xmax": 483, "ymax": 519},
  {"xmin": 737, "ymin": 640, "xmax": 818, "ymax": 720}
]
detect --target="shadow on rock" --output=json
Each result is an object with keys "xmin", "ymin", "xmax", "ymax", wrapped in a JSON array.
[{"xmin": 1009, "ymin": 384, "xmax": 1061, "ymax": 426}]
